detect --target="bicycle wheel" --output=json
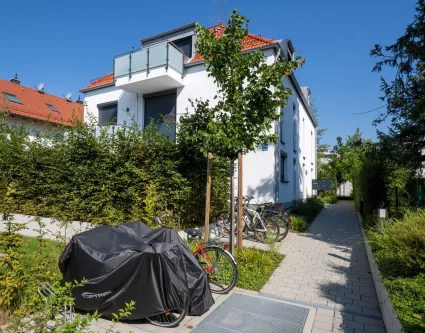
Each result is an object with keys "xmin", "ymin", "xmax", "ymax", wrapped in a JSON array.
[
  {"xmin": 274, "ymin": 215, "xmax": 290, "ymax": 240},
  {"xmin": 146, "ymin": 306, "xmax": 188, "ymax": 328},
  {"xmin": 196, "ymin": 246, "xmax": 238, "ymax": 294},
  {"xmin": 265, "ymin": 218, "xmax": 280, "ymax": 242}
]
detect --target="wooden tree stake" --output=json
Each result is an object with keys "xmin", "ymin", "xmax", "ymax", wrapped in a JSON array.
[
  {"xmin": 237, "ymin": 151, "xmax": 243, "ymax": 249},
  {"xmin": 204, "ymin": 152, "xmax": 213, "ymax": 242}
]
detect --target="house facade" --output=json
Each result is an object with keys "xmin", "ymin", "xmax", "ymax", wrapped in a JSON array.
[
  {"xmin": 0, "ymin": 76, "xmax": 84, "ymax": 139},
  {"xmin": 81, "ymin": 23, "xmax": 317, "ymax": 207}
]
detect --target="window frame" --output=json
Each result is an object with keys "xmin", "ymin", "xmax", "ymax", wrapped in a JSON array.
[
  {"xmin": 97, "ymin": 101, "xmax": 118, "ymax": 126},
  {"xmin": 172, "ymin": 37, "xmax": 192, "ymax": 58},
  {"xmin": 46, "ymin": 103, "xmax": 59, "ymax": 113},
  {"xmin": 2, "ymin": 92, "xmax": 23, "ymax": 105},
  {"xmin": 280, "ymin": 118, "xmax": 285, "ymax": 144},
  {"xmin": 280, "ymin": 151, "xmax": 289, "ymax": 183}
]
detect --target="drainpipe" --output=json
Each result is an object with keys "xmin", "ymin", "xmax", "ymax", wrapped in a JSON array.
[{"xmin": 136, "ymin": 93, "xmax": 139, "ymax": 129}]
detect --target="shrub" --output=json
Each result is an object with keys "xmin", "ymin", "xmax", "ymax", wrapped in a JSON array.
[
  {"xmin": 368, "ymin": 210, "xmax": 425, "ymax": 277},
  {"xmin": 290, "ymin": 215, "xmax": 308, "ymax": 232},
  {"xmin": 384, "ymin": 275, "xmax": 425, "ymax": 333},
  {"xmin": 337, "ymin": 195, "xmax": 353, "ymax": 201},
  {"xmin": 318, "ymin": 192, "xmax": 338, "ymax": 204},
  {"xmin": 292, "ymin": 197, "xmax": 324, "ymax": 223},
  {"xmin": 234, "ymin": 247, "xmax": 284, "ymax": 291}
]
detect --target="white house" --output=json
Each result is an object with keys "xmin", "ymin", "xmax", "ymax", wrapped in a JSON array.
[
  {"xmin": 0, "ymin": 75, "xmax": 84, "ymax": 139},
  {"xmin": 81, "ymin": 23, "xmax": 317, "ymax": 208}
]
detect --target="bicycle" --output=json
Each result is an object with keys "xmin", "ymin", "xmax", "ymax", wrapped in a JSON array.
[
  {"xmin": 261, "ymin": 202, "xmax": 291, "ymax": 241},
  {"xmin": 155, "ymin": 215, "xmax": 238, "ymax": 295},
  {"xmin": 215, "ymin": 196, "xmax": 280, "ymax": 243}
]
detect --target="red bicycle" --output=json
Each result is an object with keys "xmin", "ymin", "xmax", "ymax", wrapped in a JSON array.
[{"xmin": 155, "ymin": 215, "xmax": 238, "ymax": 294}]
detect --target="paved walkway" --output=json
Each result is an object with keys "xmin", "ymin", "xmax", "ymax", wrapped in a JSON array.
[{"xmin": 261, "ymin": 201, "xmax": 386, "ymax": 333}]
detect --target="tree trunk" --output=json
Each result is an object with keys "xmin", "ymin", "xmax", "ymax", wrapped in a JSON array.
[
  {"xmin": 229, "ymin": 158, "xmax": 235, "ymax": 254},
  {"xmin": 204, "ymin": 152, "xmax": 213, "ymax": 242},
  {"xmin": 237, "ymin": 151, "xmax": 243, "ymax": 249}
]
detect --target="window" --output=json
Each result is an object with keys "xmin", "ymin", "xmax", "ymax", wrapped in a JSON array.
[
  {"xmin": 280, "ymin": 119, "xmax": 285, "ymax": 144},
  {"xmin": 173, "ymin": 37, "xmax": 192, "ymax": 58},
  {"xmin": 2, "ymin": 92, "xmax": 22, "ymax": 104},
  {"xmin": 144, "ymin": 90, "xmax": 176, "ymax": 141},
  {"xmin": 293, "ymin": 101, "xmax": 296, "ymax": 112},
  {"xmin": 98, "ymin": 102, "xmax": 118, "ymax": 126},
  {"xmin": 280, "ymin": 152, "xmax": 288, "ymax": 183},
  {"xmin": 46, "ymin": 104, "xmax": 59, "ymax": 113},
  {"xmin": 293, "ymin": 119, "xmax": 298, "ymax": 152}
]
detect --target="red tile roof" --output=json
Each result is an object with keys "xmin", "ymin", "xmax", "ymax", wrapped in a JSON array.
[
  {"xmin": 81, "ymin": 73, "xmax": 114, "ymax": 92},
  {"xmin": 191, "ymin": 25, "xmax": 275, "ymax": 62},
  {"xmin": 82, "ymin": 26, "xmax": 274, "ymax": 91},
  {"xmin": 0, "ymin": 79, "xmax": 84, "ymax": 126}
]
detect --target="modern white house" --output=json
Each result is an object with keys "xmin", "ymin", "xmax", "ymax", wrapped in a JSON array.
[
  {"xmin": 81, "ymin": 23, "xmax": 317, "ymax": 208},
  {"xmin": 0, "ymin": 75, "xmax": 84, "ymax": 139}
]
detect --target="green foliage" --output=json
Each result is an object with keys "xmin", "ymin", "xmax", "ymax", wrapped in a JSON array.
[
  {"xmin": 384, "ymin": 275, "xmax": 425, "ymax": 333},
  {"xmin": 371, "ymin": 0, "xmax": 425, "ymax": 169},
  {"xmin": 367, "ymin": 210, "xmax": 425, "ymax": 332},
  {"xmin": 0, "ymin": 110, "xmax": 229, "ymax": 227},
  {"xmin": 368, "ymin": 210, "xmax": 425, "ymax": 277},
  {"xmin": 318, "ymin": 191, "xmax": 338, "ymax": 204},
  {"xmin": 179, "ymin": 10, "xmax": 303, "ymax": 157},
  {"xmin": 337, "ymin": 195, "xmax": 353, "ymax": 201},
  {"xmin": 234, "ymin": 247, "xmax": 284, "ymax": 291},
  {"xmin": 289, "ymin": 215, "xmax": 308, "ymax": 232}
]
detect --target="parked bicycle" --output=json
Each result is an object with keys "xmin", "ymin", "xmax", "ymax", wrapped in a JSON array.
[
  {"xmin": 261, "ymin": 202, "xmax": 291, "ymax": 241},
  {"xmin": 215, "ymin": 196, "xmax": 281, "ymax": 243},
  {"xmin": 155, "ymin": 215, "xmax": 238, "ymax": 294}
]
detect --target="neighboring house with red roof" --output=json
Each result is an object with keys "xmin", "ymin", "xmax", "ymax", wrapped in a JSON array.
[
  {"xmin": 0, "ymin": 76, "xmax": 84, "ymax": 139},
  {"xmin": 80, "ymin": 22, "xmax": 317, "ymax": 207}
]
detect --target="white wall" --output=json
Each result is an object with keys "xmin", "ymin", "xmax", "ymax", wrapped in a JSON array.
[{"xmin": 7, "ymin": 115, "xmax": 65, "ymax": 141}]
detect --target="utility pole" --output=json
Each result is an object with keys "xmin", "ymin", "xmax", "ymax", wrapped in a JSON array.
[{"xmin": 204, "ymin": 152, "xmax": 213, "ymax": 242}]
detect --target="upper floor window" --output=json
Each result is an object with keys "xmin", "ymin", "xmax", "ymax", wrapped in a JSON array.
[
  {"xmin": 98, "ymin": 102, "xmax": 118, "ymax": 126},
  {"xmin": 280, "ymin": 152, "xmax": 288, "ymax": 182},
  {"xmin": 173, "ymin": 37, "xmax": 192, "ymax": 58},
  {"xmin": 293, "ymin": 119, "xmax": 298, "ymax": 152},
  {"xmin": 2, "ymin": 92, "xmax": 23, "ymax": 104},
  {"xmin": 280, "ymin": 119, "xmax": 285, "ymax": 144}
]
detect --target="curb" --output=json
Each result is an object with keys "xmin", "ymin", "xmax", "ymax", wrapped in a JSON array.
[{"xmin": 356, "ymin": 212, "xmax": 404, "ymax": 333}]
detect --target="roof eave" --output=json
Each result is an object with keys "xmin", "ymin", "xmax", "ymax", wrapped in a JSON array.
[
  {"xmin": 80, "ymin": 82, "xmax": 115, "ymax": 94},
  {"xmin": 141, "ymin": 22, "xmax": 198, "ymax": 44}
]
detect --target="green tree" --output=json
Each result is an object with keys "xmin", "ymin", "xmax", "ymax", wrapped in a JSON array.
[
  {"xmin": 371, "ymin": 0, "xmax": 425, "ymax": 169},
  {"xmin": 179, "ymin": 10, "xmax": 303, "ymax": 157}
]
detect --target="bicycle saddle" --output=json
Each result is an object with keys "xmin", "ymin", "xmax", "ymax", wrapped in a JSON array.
[{"xmin": 184, "ymin": 228, "xmax": 202, "ymax": 237}]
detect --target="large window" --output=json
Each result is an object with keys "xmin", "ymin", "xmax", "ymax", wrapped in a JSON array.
[
  {"xmin": 280, "ymin": 152, "xmax": 288, "ymax": 182},
  {"xmin": 144, "ymin": 90, "xmax": 176, "ymax": 140},
  {"xmin": 98, "ymin": 102, "xmax": 118, "ymax": 126},
  {"xmin": 173, "ymin": 37, "xmax": 192, "ymax": 58}
]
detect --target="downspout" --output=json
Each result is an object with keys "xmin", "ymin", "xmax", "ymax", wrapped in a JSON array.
[
  {"xmin": 275, "ymin": 45, "xmax": 282, "ymax": 203},
  {"xmin": 136, "ymin": 93, "xmax": 139, "ymax": 129}
]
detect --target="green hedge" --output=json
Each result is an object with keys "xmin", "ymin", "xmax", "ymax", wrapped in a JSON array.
[
  {"xmin": 0, "ymin": 111, "xmax": 229, "ymax": 227},
  {"xmin": 290, "ymin": 197, "xmax": 324, "ymax": 232},
  {"xmin": 367, "ymin": 210, "xmax": 425, "ymax": 332}
]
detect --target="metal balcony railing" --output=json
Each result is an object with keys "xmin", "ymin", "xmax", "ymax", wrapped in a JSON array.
[{"xmin": 114, "ymin": 41, "xmax": 185, "ymax": 79}]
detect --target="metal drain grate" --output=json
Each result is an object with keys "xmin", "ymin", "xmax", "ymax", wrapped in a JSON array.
[{"xmin": 191, "ymin": 293, "xmax": 309, "ymax": 333}]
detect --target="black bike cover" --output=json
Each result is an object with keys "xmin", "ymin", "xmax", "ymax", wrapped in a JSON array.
[{"xmin": 59, "ymin": 221, "xmax": 214, "ymax": 319}]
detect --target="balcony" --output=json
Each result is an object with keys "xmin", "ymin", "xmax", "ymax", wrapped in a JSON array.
[{"xmin": 114, "ymin": 41, "xmax": 185, "ymax": 94}]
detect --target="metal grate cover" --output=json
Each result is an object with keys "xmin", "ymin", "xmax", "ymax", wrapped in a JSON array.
[{"xmin": 191, "ymin": 293, "xmax": 309, "ymax": 333}]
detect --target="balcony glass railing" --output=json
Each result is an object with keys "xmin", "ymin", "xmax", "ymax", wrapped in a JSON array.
[{"xmin": 114, "ymin": 41, "xmax": 185, "ymax": 79}]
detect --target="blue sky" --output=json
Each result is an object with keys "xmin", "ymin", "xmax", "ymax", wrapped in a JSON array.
[{"xmin": 0, "ymin": 0, "xmax": 417, "ymax": 146}]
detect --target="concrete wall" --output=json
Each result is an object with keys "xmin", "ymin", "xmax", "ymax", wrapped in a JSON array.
[{"xmin": 337, "ymin": 181, "xmax": 353, "ymax": 197}]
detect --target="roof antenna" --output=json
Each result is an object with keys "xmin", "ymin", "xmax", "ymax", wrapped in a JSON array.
[
  {"xmin": 35, "ymin": 82, "xmax": 45, "ymax": 93},
  {"xmin": 64, "ymin": 92, "xmax": 72, "ymax": 102}
]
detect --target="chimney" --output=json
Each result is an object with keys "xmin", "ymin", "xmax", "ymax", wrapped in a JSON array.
[
  {"xmin": 10, "ymin": 73, "xmax": 20, "ymax": 85},
  {"xmin": 301, "ymin": 86, "xmax": 311, "ymax": 105},
  {"xmin": 76, "ymin": 95, "xmax": 84, "ymax": 105}
]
